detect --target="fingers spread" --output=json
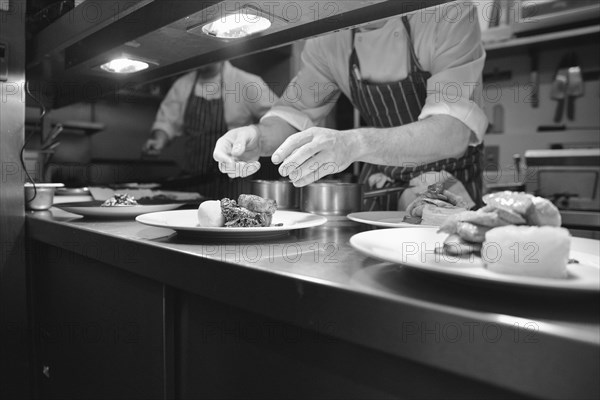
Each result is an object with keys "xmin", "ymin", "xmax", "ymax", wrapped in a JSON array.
[{"xmin": 271, "ymin": 131, "xmax": 313, "ymax": 165}]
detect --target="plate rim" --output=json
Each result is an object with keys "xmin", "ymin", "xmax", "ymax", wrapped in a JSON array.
[
  {"xmin": 347, "ymin": 211, "xmax": 436, "ymax": 228},
  {"xmin": 350, "ymin": 227, "xmax": 600, "ymax": 292},
  {"xmin": 54, "ymin": 201, "xmax": 184, "ymax": 217},
  {"xmin": 135, "ymin": 209, "xmax": 328, "ymax": 233}
]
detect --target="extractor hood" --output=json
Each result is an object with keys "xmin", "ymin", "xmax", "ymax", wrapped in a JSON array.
[{"xmin": 27, "ymin": 0, "xmax": 450, "ymax": 107}]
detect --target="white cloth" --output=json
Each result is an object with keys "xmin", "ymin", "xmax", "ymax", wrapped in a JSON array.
[
  {"xmin": 152, "ymin": 61, "xmax": 278, "ymax": 140},
  {"xmin": 262, "ymin": 3, "xmax": 488, "ymax": 143},
  {"xmin": 398, "ymin": 171, "xmax": 476, "ymax": 211}
]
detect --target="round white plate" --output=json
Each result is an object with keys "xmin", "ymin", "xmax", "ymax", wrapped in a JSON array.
[
  {"xmin": 54, "ymin": 201, "xmax": 185, "ymax": 218},
  {"xmin": 347, "ymin": 211, "xmax": 436, "ymax": 228},
  {"xmin": 135, "ymin": 210, "xmax": 327, "ymax": 239},
  {"xmin": 350, "ymin": 227, "xmax": 600, "ymax": 292}
]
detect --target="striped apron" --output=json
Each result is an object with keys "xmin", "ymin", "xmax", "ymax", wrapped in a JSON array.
[
  {"xmin": 183, "ymin": 70, "xmax": 245, "ymax": 200},
  {"xmin": 349, "ymin": 16, "xmax": 483, "ymax": 210}
]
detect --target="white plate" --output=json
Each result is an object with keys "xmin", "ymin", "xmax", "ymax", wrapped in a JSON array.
[
  {"xmin": 350, "ymin": 227, "xmax": 600, "ymax": 292},
  {"xmin": 135, "ymin": 210, "xmax": 327, "ymax": 239},
  {"xmin": 54, "ymin": 201, "xmax": 185, "ymax": 218},
  {"xmin": 347, "ymin": 211, "xmax": 436, "ymax": 228}
]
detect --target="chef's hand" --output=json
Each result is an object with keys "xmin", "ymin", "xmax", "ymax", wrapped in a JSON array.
[
  {"xmin": 142, "ymin": 130, "xmax": 169, "ymax": 157},
  {"xmin": 213, "ymin": 125, "xmax": 261, "ymax": 178},
  {"xmin": 272, "ymin": 127, "xmax": 357, "ymax": 187}
]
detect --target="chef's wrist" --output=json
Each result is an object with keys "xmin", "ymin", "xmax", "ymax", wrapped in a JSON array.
[
  {"xmin": 345, "ymin": 128, "xmax": 368, "ymax": 162},
  {"xmin": 151, "ymin": 129, "xmax": 170, "ymax": 145}
]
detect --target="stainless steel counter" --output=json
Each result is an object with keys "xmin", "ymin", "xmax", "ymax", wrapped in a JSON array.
[{"xmin": 27, "ymin": 208, "xmax": 600, "ymax": 399}]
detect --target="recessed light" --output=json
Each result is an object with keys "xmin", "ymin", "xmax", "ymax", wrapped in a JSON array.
[
  {"xmin": 100, "ymin": 58, "xmax": 150, "ymax": 74},
  {"xmin": 202, "ymin": 9, "xmax": 271, "ymax": 39}
]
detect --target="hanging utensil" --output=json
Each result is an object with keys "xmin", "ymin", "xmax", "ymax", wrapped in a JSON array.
[
  {"xmin": 550, "ymin": 55, "xmax": 570, "ymax": 123},
  {"xmin": 42, "ymin": 123, "xmax": 63, "ymax": 148},
  {"xmin": 529, "ymin": 48, "xmax": 539, "ymax": 108},
  {"xmin": 566, "ymin": 54, "xmax": 584, "ymax": 121}
]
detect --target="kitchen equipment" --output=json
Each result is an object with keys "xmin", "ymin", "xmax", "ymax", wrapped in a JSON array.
[
  {"xmin": 301, "ymin": 182, "xmax": 363, "ymax": 216},
  {"xmin": 250, "ymin": 180, "xmax": 300, "ymax": 210},
  {"xmin": 300, "ymin": 181, "xmax": 410, "ymax": 215},
  {"xmin": 512, "ymin": 0, "xmax": 600, "ymax": 36},
  {"xmin": 551, "ymin": 55, "xmax": 570, "ymax": 123},
  {"xmin": 529, "ymin": 49, "xmax": 539, "ymax": 108},
  {"xmin": 24, "ymin": 182, "xmax": 64, "ymax": 211},
  {"xmin": 490, "ymin": 104, "xmax": 505, "ymax": 133},
  {"xmin": 41, "ymin": 123, "xmax": 63, "ymax": 148},
  {"xmin": 566, "ymin": 58, "xmax": 584, "ymax": 121},
  {"xmin": 525, "ymin": 149, "xmax": 600, "ymax": 212}
]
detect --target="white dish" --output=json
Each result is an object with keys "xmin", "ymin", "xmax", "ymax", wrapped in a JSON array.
[
  {"xmin": 135, "ymin": 210, "xmax": 328, "ymax": 239},
  {"xmin": 350, "ymin": 227, "xmax": 600, "ymax": 292},
  {"xmin": 54, "ymin": 201, "xmax": 185, "ymax": 218},
  {"xmin": 347, "ymin": 211, "xmax": 436, "ymax": 228}
]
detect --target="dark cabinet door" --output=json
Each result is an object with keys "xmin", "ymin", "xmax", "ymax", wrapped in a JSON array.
[{"xmin": 31, "ymin": 241, "xmax": 165, "ymax": 400}]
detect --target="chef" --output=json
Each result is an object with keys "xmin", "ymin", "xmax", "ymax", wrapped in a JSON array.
[
  {"xmin": 142, "ymin": 61, "xmax": 278, "ymax": 199},
  {"xmin": 213, "ymin": 3, "xmax": 488, "ymax": 208}
]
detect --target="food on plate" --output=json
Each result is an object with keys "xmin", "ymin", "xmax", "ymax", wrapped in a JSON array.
[
  {"xmin": 237, "ymin": 194, "xmax": 278, "ymax": 214},
  {"xmin": 436, "ymin": 190, "xmax": 570, "ymax": 279},
  {"xmin": 196, "ymin": 194, "xmax": 279, "ymax": 228},
  {"xmin": 197, "ymin": 200, "xmax": 226, "ymax": 227},
  {"xmin": 404, "ymin": 183, "xmax": 469, "ymax": 225},
  {"xmin": 483, "ymin": 226, "xmax": 570, "ymax": 279},
  {"xmin": 101, "ymin": 193, "xmax": 138, "ymax": 207}
]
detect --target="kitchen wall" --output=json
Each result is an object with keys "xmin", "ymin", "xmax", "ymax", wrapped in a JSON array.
[{"xmin": 476, "ymin": 0, "xmax": 600, "ymax": 185}]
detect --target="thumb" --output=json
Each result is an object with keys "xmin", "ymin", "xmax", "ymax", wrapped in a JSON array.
[{"xmin": 231, "ymin": 126, "xmax": 258, "ymax": 157}]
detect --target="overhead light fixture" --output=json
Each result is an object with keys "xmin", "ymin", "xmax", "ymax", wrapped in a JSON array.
[
  {"xmin": 99, "ymin": 58, "xmax": 150, "ymax": 74},
  {"xmin": 201, "ymin": 8, "xmax": 271, "ymax": 39}
]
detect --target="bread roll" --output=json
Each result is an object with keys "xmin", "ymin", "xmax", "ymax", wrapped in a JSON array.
[
  {"xmin": 483, "ymin": 226, "xmax": 570, "ymax": 279},
  {"xmin": 197, "ymin": 200, "xmax": 225, "ymax": 227}
]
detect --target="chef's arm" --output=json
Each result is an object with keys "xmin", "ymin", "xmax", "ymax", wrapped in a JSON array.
[
  {"xmin": 255, "ymin": 116, "xmax": 300, "ymax": 157},
  {"xmin": 351, "ymin": 114, "xmax": 471, "ymax": 165}
]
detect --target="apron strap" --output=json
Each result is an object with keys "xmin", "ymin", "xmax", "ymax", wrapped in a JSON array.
[{"xmin": 401, "ymin": 16, "xmax": 425, "ymax": 73}]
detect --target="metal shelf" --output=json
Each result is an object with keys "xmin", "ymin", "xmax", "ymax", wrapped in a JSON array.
[{"xmin": 484, "ymin": 25, "xmax": 600, "ymax": 51}]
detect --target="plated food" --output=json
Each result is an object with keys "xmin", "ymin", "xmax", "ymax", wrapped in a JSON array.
[
  {"xmin": 403, "ymin": 183, "xmax": 469, "ymax": 225},
  {"xmin": 438, "ymin": 191, "xmax": 569, "ymax": 279},
  {"xmin": 197, "ymin": 194, "xmax": 281, "ymax": 228},
  {"xmin": 101, "ymin": 193, "xmax": 138, "ymax": 207}
]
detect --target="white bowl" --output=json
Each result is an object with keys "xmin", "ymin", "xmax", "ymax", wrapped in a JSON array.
[{"xmin": 24, "ymin": 183, "xmax": 64, "ymax": 211}]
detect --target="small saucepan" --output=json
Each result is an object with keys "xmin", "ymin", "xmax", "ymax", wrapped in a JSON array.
[
  {"xmin": 300, "ymin": 181, "xmax": 408, "ymax": 215},
  {"xmin": 250, "ymin": 180, "xmax": 300, "ymax": 210}
]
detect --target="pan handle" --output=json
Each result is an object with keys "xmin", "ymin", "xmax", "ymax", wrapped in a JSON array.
[{"xmin": 363, "ymin": 186, "xmax": 410, "ymax": 199}]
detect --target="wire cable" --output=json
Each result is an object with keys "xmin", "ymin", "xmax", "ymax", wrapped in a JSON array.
[{"xmin": 21, "ymin": 81, "xmax": 47, "ymax": 202}]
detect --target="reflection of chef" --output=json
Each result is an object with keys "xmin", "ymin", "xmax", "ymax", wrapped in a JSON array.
[
  {"xmin": 214, "ymin": 3, "xmax": 488, "ymax": 208},
  {"xmin": 142, "ymin": 61, "xmax": 278, "ymax": 199}
]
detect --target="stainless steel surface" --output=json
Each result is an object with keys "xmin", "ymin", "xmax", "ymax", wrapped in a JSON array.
[
  {"xmin": 301, "ymin": 182, "xmax": 363, "ymax": 216},
  {"xmin": 250, "ymin": 180, "xmax": 299, "ymax": 210},
  {"xmin": 26, "ymin": 210, "xmax": 600, "ymax": 399}
]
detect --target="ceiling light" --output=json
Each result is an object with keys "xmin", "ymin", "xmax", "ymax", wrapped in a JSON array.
[
  {"xmin": 100, "ymin": 58, "xmax": 149, "ymax": 74},
  {"xmin": 202, "ymin": 9, "xmax": 271, "ymax": 39}
]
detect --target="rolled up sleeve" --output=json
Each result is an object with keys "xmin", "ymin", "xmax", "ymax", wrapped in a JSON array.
[
  {"xmin": 419, "ymin": 4, "xmax": 488, "ymax": 143},
  {"xmin": 261, "ymin": 38, "xmax": 341, "ymax": 131}
]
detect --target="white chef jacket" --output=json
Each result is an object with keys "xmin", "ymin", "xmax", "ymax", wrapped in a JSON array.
[
  {"xmin": 152, "ymin": 61, "xmax": 278, "ymax": 140},
  {"xmin": 262, "ymin": 3, "xmax": 488, "ymax": 144}
]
